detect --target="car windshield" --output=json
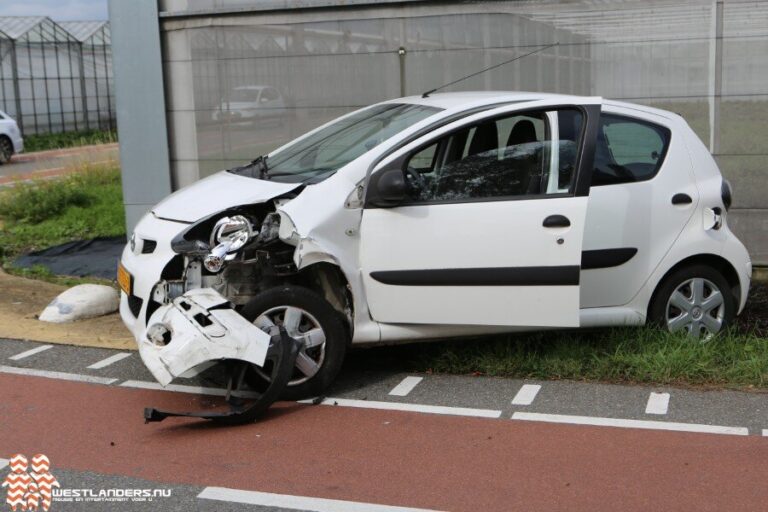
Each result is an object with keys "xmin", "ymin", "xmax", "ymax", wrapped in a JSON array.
[{"xmin": 236, "ymin": 103, "xmax": 442, "ymax": 183}]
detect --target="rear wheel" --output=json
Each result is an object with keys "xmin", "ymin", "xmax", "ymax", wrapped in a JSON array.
[
  {"xmin": 242, "ymin": 285, "xmax": 348, "ymax": 400},
  {"xmin": 648, "ymin": 265, "xmax": 735, "ymax": 339},
  {"xmin": 0, "ymin": 136, "xmax": 12, "ymax": 164}
]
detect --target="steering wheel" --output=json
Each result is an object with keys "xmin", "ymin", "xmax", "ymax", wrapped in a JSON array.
[{"xmin": 405, "ymin": 166, "xmax": 427, "ymax": 192}]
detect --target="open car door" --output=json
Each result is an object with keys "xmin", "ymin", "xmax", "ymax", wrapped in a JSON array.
[{"xmin": 359, "ymin": 99, "xmax": 601, "ymax": 327}]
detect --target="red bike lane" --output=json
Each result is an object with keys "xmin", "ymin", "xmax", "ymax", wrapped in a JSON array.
[{"xmin": 0, "ymin": 373, "xmax": 765, "ymax": 511}]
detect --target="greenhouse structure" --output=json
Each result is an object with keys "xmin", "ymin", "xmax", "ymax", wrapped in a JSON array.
[{"xmin": 0, "ymin": 16, "xmax": 114, "ymax": 135}]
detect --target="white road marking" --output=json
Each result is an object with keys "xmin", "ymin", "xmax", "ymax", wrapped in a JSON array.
[
  {"xmin": 87, "ymin": 352, "xmax": 132, "ymax": 370},
  {"xmin": 389, "ymin": 376, "xmax": 423, "ymax": 397},
  {"xmin": 0, "ymin": 365, "xmax": 117, "ymax": 385},
  {"xmin": 0, "ymin": 458, "xmax": 8, "ymax": 470},
  {"xmin": 9, "ymin": 344, "xmax": 53, "ymax": 361},
  {"xmin": 645, "ymin": 392, "xmax": 670, "ymax": 415},
  {"xmin": 198, "ymin": 487, "xmax": 443, "ymax": 512},
  {"xmin": 763, "ymin": 429, "xmax": 768, "ymax": 437},
  {"xmin": 511, "ymin": 412, "xmax": 748, "ymax": 436},
  {"xmin": 119, "ymin": 380, "xmax": 258, "ymax": 398},
  {"xmin": 511, "ymin": 384, "xmax": 541, "ymax": 405},
  {"xmin": 300, "ymin": 397, "xmax": 502, "ymax": 419},
  {"xmin": 179, "ymin": 361, "xmax": 216, "ymax": 378}
]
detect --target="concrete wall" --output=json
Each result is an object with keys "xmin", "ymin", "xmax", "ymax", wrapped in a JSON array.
[{"xmin": 113, "ymin": 0, "xmax": 768, "ymax": 264}]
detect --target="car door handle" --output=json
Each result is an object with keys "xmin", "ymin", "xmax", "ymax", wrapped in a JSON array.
[
  {"xmin": 543, "ymin": 215, "xmax": 571, "ymax": 228},
  {"xmin": 671, "ymin": 193, "xmax": 693, "ymax": 205}
]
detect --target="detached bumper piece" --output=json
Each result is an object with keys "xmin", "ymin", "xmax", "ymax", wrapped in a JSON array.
[
  {"xmin": 144, "ymin": 327, "xmax": 301, "ymax": 424},
  {"xmin": 139, "ymin": 288, "xmax": 299, "ymax": 424},
  {"xmin": 140, "ymin": 288, "xmax": 272, "ymax": 386}
]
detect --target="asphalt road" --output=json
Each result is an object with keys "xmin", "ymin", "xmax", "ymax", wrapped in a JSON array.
[
  {"xmin": 0, "ymin": 144, "xmax": 119, "ymax": 183},
  {"xmin": 0, "ymin": 337, "xmax": 766, "ymax": 511}
]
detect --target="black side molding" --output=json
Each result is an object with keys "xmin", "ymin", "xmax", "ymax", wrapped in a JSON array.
[
  {"xmin": 370, "ymin": 266, "xmax": 580, "ymax": 287},
  {"xmin": 581, "ymin": 248, "xmax": 638, "ymax": 270},
  {"xmin": 671, "ymin": 193, "xmax": 693, "ymax": 205}
]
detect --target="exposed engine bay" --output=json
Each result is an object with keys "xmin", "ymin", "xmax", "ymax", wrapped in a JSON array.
[{"xmin": 136, "ymin": 198, "xmax": 352, "ymax": 424}]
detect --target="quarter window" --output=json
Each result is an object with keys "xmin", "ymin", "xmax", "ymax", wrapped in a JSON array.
[
  {"xmin": 592, "ymin": 114, "xmax": 671, "ymax": 186},
  {"xmin": 403, "ymin": 108, "xmax": 584, "ymax": 202}
]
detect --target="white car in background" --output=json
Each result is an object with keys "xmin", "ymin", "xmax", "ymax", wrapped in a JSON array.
[
  {"xmin": 119, "ymin": 92, "xmax": 750, "ymax": 421},
  {"xmin": 212, "ymin": 86, "xmax": 286, "ymax": 124},
  {"xmin": 0, "ymin": 110, "xmax": 23, "ymax": 164}
]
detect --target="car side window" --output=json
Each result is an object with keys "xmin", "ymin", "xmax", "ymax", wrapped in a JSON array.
[
  {"xmin": 404, "ymin": 108, "xmax": 583, "ymax": 202},
  {"xmin": 592, "ymin": 114, "xmax": 671, "ymax": 186},
  {"xmin": 261, "ymin": 88, "xmax": 280, "ymax": 102}
]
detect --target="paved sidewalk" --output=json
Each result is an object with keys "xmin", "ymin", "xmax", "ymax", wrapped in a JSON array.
[{"xmin": 0, "ymin": 143, "xmax": 119, "ymax": 185}]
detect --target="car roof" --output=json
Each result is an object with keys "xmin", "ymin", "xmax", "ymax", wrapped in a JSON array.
[{"xmin": 384, "ymin": 91, "xmax": 678, "ymax": 119}]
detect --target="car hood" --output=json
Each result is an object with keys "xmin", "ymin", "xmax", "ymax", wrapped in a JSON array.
[{"xmin": 152, "ymin": 171, "xmax": 301, "ymax": 222}]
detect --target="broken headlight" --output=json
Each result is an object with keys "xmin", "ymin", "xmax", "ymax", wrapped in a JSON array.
[{"xmin": 204, "ymin": 215, "xmax": 255, "ymax": 273}]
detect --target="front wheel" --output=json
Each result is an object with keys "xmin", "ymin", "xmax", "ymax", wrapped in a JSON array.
[
  {"xmin": 241, "ymin": 285, "xmax": 348, "ymax": 400},
  {"xmin": 0, "ymin": 137, "xmax": 12, "ymax": 164},
  {"xmin": 648, "ymin": 265, "xmax": 735, "ymax": 339}
]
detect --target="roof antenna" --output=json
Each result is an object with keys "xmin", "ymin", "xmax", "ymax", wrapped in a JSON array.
[{"xmin": 421, "ymin": 42, "xmax": 559, "ymax": 98}]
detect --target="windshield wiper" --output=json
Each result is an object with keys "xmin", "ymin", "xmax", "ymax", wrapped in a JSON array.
[{"xmin": 229, "ymin": 155, "xmax": 270, "ymax": 180}]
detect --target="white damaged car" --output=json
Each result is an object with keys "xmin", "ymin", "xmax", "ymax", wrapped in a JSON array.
[{"xmin": 119, "ymin": 92, "xmax": 750, "ymax": 419}]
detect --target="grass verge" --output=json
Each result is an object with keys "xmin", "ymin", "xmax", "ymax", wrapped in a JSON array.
[
  {"xmin": 348, "ymin": 283, "xmax": 768, "ymax": 389},
  {"xmin": 348, "ymin": 325, "xmax": 768, "ymax": 389},
  {"xmin": 0, "ymin": 161, "xmax": 125, "ymax": 270},
  {"xmin": 23, "ymin": 129, "xmax": 117, "ymax": 153}
]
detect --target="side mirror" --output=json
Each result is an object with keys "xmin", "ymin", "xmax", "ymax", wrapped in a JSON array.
[{"xmin": 368, "ymin": 168, "xmax": 407, "ymax": 207}]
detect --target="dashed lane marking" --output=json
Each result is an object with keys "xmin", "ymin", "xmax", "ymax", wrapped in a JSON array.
[
  {"xmin": 511, "ymin": 384, "xmax": 541, "ymax": 406},
  {"xmin": 197, "ymin": 486, "xmax": 444, "ymax": 512},
  {"xmin": 389, "ymin": 376, "xmax": 423, "ymax": 397},
  {"xmin": 87, "ymin": 352, "xmax": 133, "ymax": 370},
  {"xmin": 0, "ymin": 365, "xmax": 117, "ymax": 385},
  {"xmin": 8, "ymin": 344, "xmax": 53, "ymax": 361},
  {"xmin": 512, "ymin": 412, "xmax": 748, "ymax": 436},
  {"xmin": 300, "ymin": 397, "xmax": 502, "ymax": 419},
  {"xmin": 645, "ymin": 392, "xmax": 670, "ymax": 415}
]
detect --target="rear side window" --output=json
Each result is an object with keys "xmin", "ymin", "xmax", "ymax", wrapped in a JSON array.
[{"xmin": 592, "ymin": 114, "xmax": 670, "ymax": 186}]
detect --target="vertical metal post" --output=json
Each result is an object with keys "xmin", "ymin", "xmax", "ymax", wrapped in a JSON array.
[
  {"xmin": 53, "ymin": 27, "xmax": 64, "ymax": 133},
  {"xmin": 709, "ymin": 0, "xmax": 723, "ymax": 155},
  {"xmin": 26, "ymin": 34, "xmax": 40, "ymax": 134},
  {"xmin": 66, "ymin": 40, "xmax": 79, "ymax": 132},
  {"xmin": 0, "ymin": 40, "xmax": 9, "ymax": 115},
  {"xmin": 10, "ymin": 41, "xmax": 22, "ymax": 132},
  {"xmin": 398, "ymin": 47, "xmax": 406, "ymax": 97},
  {"xmin": 92, "ymin": 39, "xmax": 102, "ymax": 130},
  {"xmin": 40, "ymin": 26, "xmax": 54, "ymax": 133},
  {"xmin": 102, "ymin": 32, "xmax": 113, "ymax": 131},
  {"xmin": 78, "ymin": 42, "xmax": 90, "ymax": 130}
]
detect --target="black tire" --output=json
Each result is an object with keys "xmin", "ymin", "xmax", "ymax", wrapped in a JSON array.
[
  {"xmin": 241, "ymin": 285, "xmax": 348, "ymax": 400},
  {"xmin": 648, "ymin": 264, "xmax": 735, "ymax": 338},
  {"xmin": 0, "ymin": 136, "xmax": 12, "ymax": 165}
]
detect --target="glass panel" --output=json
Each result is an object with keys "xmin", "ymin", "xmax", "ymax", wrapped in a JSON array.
[{"xmin": 403, "ymin": 108, "xmax": 582, "ymax": 202}]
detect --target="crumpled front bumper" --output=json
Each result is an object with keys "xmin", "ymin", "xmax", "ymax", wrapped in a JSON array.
[{"xmin": 140, "ymin": 288, "xmax": 271, "ymax": 386}]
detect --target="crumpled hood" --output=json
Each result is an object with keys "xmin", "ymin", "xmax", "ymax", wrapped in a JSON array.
[{"xmin": 152, "ymin": 171, "xmax": 301, "ymax": 222}]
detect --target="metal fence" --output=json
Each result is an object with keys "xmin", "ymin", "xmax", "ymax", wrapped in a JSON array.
[
  {"xmin": 151, "ymin": 0, "xmax": 768, "ymax": 264},
  {"xmin": 0, "ymin": 16, "xmax": 114, "ymax": 135}
]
